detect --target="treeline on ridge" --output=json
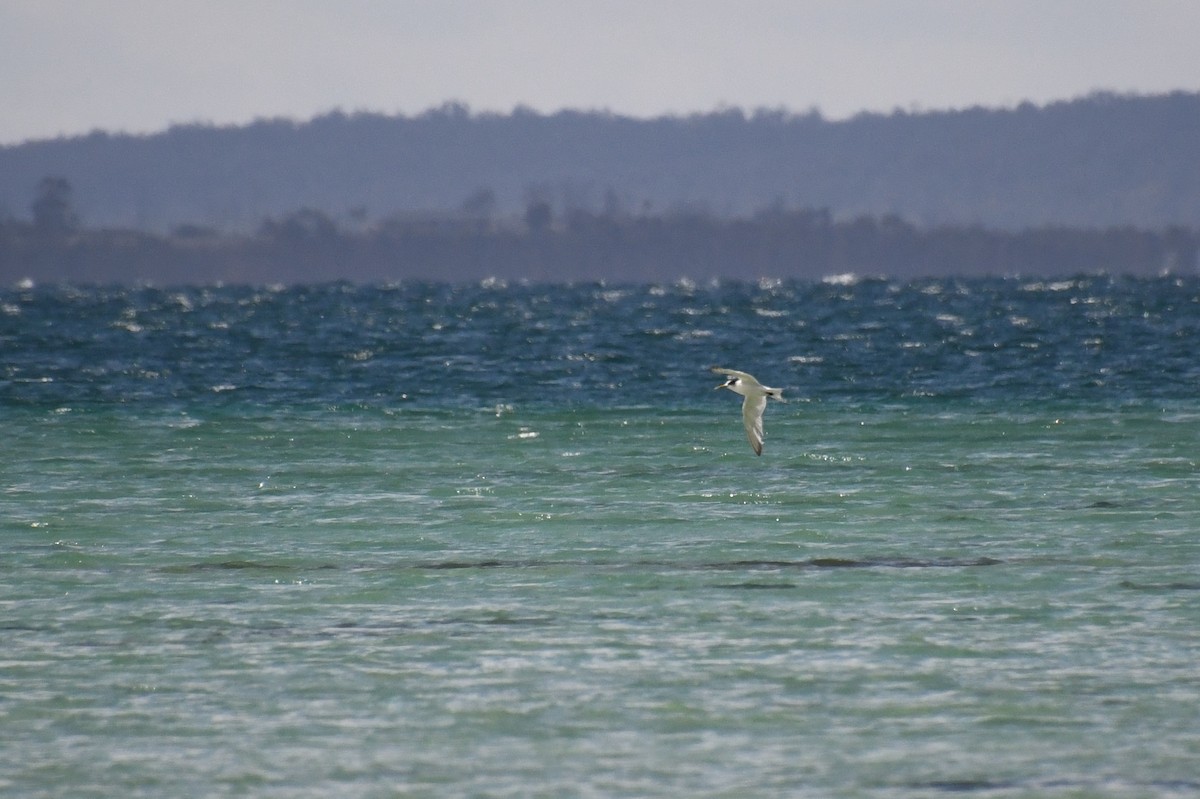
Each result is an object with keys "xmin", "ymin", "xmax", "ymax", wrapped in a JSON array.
[{"xmin": 2, "ymin": 91, "xmax": 1199, "ymax": 234}]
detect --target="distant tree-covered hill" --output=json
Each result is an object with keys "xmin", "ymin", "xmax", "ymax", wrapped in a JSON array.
[{"xmin": 1, "ymin": 91, "xmax": 1198, "ymax": 233}]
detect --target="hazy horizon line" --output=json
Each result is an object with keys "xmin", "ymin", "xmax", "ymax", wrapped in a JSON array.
[{"xmin": 5, "ymin": 86, "xmax": 1192, "ymax": 148}]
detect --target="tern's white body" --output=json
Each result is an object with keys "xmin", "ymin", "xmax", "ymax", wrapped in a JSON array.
[{"xmin": 712, "ymin": 367, "xmax": 785, "ymax": 456}]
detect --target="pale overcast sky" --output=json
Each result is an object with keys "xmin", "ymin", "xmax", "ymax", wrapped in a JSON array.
[{"xmin": 2, "ymin": 0, "xmax": 1198, "ymax": 144}]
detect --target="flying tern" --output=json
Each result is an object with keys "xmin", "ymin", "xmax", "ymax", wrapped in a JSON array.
[{"xmin": 712, "ymin": 367, "xmax": 785, "ymax": 456}]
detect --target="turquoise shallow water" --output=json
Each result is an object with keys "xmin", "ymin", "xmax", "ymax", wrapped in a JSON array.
[{"xmin": 2, "ymin": 277, "xmax": 1199, "ymax": 797}]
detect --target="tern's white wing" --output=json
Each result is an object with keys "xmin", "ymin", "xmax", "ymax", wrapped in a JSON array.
[
  {"xmin": 742, "ymin": 393, "xmax": 768, "ymax": 456},
  {"xmin": 712, "ymin": 367, "xmax": 764, "ymax": 389}
]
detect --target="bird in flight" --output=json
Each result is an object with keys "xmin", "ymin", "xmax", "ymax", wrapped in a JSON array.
[{"xmin": 712, "ymin": 367, "xmax": 785, "ymax": 456}]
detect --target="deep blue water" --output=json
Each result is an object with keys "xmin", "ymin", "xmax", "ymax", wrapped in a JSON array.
[
  {"xmin": 5, "ymin": 276, "xmax": 1200, "ymax": 411},
  {"xmin": 2, "ymin": 275, "xmax": 1199, "ymax": 797}
]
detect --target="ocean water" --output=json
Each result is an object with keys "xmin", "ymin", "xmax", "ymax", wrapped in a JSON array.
[{"xmin": 2, "ymin": 275, "xmax": 1199, "ymax": 798}]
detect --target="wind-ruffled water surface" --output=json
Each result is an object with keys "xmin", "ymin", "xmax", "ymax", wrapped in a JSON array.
[{"xmin": 2, "ymin": 276, "xmax": 1199, "ymax": 797}]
